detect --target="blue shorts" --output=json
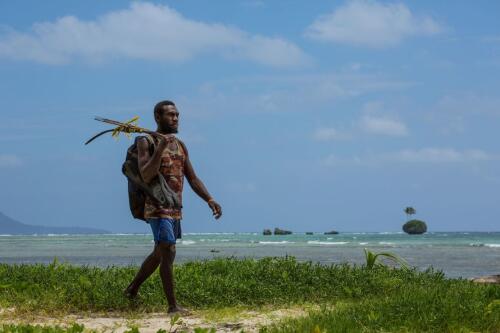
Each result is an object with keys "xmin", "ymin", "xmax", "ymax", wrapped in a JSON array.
[{"xmin": 147, "ymin": 218, "xmax": 182, "ymax": 244}]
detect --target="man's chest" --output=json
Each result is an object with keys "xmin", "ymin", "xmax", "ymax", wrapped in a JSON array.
[{"xmin": 159, "ymin": 140, "xmax": 185, "ymax": 176}]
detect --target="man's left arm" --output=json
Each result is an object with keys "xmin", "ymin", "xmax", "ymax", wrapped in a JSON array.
[{"xmin": 179, "ymin": 140, "xmax": 222, "ymax": 219}]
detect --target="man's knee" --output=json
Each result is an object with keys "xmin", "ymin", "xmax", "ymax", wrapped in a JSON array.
[
  {"xmin": 158, "ymin": 241, "xmax": 176, "ymax": 258},
  {"xmin": 153, "ymin": 244, "xmax": 163, "ymax": 260}
]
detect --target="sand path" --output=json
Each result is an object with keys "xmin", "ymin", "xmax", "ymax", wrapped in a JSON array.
[{"xmin": 1, "ymin": 306, "xmax": 311, "ymax": 333}]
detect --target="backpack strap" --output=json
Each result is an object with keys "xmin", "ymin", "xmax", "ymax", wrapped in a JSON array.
[{"xmin": 139, "ymin": 134, "xmax": 155, "ymax": 155}]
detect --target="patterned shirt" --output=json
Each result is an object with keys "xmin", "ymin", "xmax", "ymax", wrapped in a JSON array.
[{"xmin": 143, "ymin": 135, "xmax": 186, "ymax": 220}]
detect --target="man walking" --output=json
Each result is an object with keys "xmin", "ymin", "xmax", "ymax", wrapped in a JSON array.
[{"xmin": 124, "ymin": 100, "xmax": 222, "ymax": 314}]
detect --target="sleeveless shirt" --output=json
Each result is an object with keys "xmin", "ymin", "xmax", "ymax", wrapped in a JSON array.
[{"xmin": 143, "ymin": 135, "xmax": 186, "ymax": 220}]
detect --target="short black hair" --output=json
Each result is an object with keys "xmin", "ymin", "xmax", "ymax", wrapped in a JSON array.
[{"xmin": 154, "ymin": 100, "xmax": 175, "ymax": 117}]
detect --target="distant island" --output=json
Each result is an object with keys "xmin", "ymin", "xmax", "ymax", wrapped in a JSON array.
[
  {"xmin": 402, "ymin": 207, "xmax": 427, "ymax": 235},
  {"xmin": 402, "ymin": 219, "xmax": 427, "ymax": 235},
  {"xmin": 0, "ymin": 212, "xmax": 111, "ymax": 235}
]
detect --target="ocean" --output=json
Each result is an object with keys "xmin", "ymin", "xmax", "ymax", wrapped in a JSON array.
[{"xmin": 1, "ymin": 232, "xmax": 499, "ymax": 278}]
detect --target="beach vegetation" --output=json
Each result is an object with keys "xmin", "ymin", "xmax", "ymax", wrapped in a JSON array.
[
  {"xmin": 0, "ymin": 323, "xmax": 88, "ymax": 333},
  {"xmin": 0, "ymin": 256, "xmax": 499, "ymax": 332},
  {"xmin": 363, "ymin": 248, "xmax": 409, "ymax": 269},
  {"xmin": 263, "ymin": 271, "xmax": 500, "ymax": 332},
  {"xmin": 404, "ymin": 206, "xmax": 416, "ymax": 220}
]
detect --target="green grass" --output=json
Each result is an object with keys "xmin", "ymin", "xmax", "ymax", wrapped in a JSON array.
[
  {"xmin": 0, "ymin": 256, "xmax": 435, "ymax": 313},
  {"xmin": 0, "ymin": 256, "xmax": 499, "ymax": 332},
  {"xmin": 0, "ymin": 323, "xmax": 89, "ymax": 333},
  {"xmin": 262, "ymin": 270, "xmax": 500, "ymax": 332},
  {"xmin": 0, "ymin": 323, "xmax": 217, "ymax": 333}
]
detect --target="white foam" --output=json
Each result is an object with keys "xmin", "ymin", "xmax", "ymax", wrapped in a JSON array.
[
  {"xmin": 485, "ymin": 243, "xmax": 500, "ymax": 248},
  {"xmin": 184, "ymin": 232, "xmax": 235, "ymax": 235},
  {"xmin": 259, "ymin": 241, "xmax": 294, "ymax": 244},
  {"xmin": 359, "ymin": 242, "xmax": 368, "ymax": 245},
  {"xmin": 181, "ymin": 240, "xmax": 196, "ymax": 245},
  {"xmin": 379, "ymin": 242, "xmax": 395, "ymax": 245},
  {"xmin": 307, "ymin": 241, "xmax": 348, "ymax": 245}
]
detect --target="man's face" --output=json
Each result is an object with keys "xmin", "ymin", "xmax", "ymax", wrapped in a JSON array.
[{"xmin": 155, "ymin": 104, "xmax": 179, "ymax": 133}]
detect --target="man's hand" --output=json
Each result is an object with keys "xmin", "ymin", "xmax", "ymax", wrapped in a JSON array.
[
  {"xmin": 150, "ymin": 132, "xmax": 175, "ymax": 151},
  {"xmin": 208, "ymin": 200, "xmax": 222, "ymax": 219}
]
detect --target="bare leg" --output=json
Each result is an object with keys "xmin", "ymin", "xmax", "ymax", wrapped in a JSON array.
[
  {"xmin": 158, "ymin": 241, "xmax": 178, "ymax": 309},
  {"xmin": 124, "ymin": 243, "xmax": 161, "ymax": 297}
]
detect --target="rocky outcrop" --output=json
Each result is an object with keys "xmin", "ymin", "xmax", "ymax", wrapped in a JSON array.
[
  {"xmin": 274, "ymin": 228, "xmax": 292, "ymax": 235},
  {"xmin": 402, "ymin": 219, "xmax": 427, "ymax": 235},
  {"xmin": 263, "ymin": 229, "xmax": 272, "ymax": 235},
  {"xmin": 305, "ymin": 232, "xmax": 313, "ymax": 235},
  {"xmin": 324, "ymin": 230, "xmax": 339, "ymax": 235},
  {"xmin": 471, "ymin": 275, "xmax": 500, "ymax": 284}
]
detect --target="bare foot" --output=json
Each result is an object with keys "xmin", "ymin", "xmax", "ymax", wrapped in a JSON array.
[
  {"xmin": 167, "ymin": 305, "xmax": 191, "ymax": 315},
  {"xmin": 123, "ymin": 287, "xmax": 138, "ymax": 300}
]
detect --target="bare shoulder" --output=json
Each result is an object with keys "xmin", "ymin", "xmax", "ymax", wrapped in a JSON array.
[
  {"xmin": 137, "ymin": 136, "xmax": 149, "ymax": 148},
  {"xmin": 176, "ymin": 138, "xmax": 189, "ymax": 156},
  {"xmin": 136, "ymin": 136, "xmax": 152, "ymax": 156}
]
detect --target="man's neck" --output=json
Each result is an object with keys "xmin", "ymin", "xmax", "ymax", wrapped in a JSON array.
[{"xmin": 156, "ymin": 128, "xmax": 176, "ymax": 135}]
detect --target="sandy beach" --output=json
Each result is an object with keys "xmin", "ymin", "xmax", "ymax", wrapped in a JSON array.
[{"xmin": 1, "ymin": 306, "xmax": 312, "ymax": 333}]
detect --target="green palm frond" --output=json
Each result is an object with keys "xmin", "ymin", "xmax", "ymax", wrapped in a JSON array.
[
  {"xmin": 364, "ymin": 248, "xmax": 409, "ymax": 269},
  {"xmin": 111, "ymin": 116, "xmax": 141, "ymax": 139},
  {"xmin": 85, "ymin": 116, "xmax": 153, "ymax": 145}
]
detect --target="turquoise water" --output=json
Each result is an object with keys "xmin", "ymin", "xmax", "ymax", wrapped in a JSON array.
[{"xmin": 1, "ymin": 232, "xmax": 499, "ymax": 278}]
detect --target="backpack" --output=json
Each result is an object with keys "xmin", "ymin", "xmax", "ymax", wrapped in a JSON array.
[{"xmin": 122, "ymin": 135, "xmax": 181, "ymax": 221}]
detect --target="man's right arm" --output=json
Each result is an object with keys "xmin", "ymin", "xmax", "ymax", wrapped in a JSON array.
[{"xmin": 137, "ymin": 137, "xmax": 164, "ymax": 184}]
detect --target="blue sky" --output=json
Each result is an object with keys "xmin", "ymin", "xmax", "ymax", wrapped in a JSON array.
[{"xmin": 0, "ymin": 0, "xmax": 499, "ymax": 233}]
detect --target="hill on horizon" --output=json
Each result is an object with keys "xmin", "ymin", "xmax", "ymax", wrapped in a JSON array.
[{"xmin": 0, "ymin": 212, "xmax": 111, "ymax": 235}]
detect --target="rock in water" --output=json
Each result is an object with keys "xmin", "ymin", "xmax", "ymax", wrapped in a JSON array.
[
  {"xmin": 471, "ymin": 275, "xmax": 500, "ymax": 284},
  {"xmin": 305, "ymin": 232, "xmax": 313, "ymax": 235},
  {"xmin": 274, "ymin": 228, "xmax": 292, "ymax": 235},
  {"xmin": 263, "ymin": 229, "xmax": 272, "ymax": 236},
  {"xmin": 324, "ymin": 230, "xmax": 339, "ymax": 235},
  {"xmin": 402, "ymin": 219, "xmax": 427, "ymax": 234}
]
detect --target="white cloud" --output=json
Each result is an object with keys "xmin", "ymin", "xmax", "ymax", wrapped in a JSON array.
[
  {"xmin": 313, "ymin": 127, "xmax": 350, "ymax": 141},
  {"xmin": 183, "ymin": 72, "xmax": 415, "ymax": 116},
  {"xmin": 323, "ymin": 148, "xmax": 498, "ymax": 167},
  {"xmin": 427, "ymin": 93, "xmax": 500, "ymax": 134},
  {"xmin": 360, "ymin": 115, "xmax": 408, "ymax": 136},
  {"xmin": 435, "ymin": 93, "xmax": 500, "ymax": 116},
  {"xmin": 312, "ymin": 101, "xmax": 409, "ymax": 141},
  {"xmin": 388, "ymin": 148, "xmax": 495, "ymax": 163},
  {"xmin": 305, "ymin": 0, "xmax": 443, "ymax": 47},
  {"xmin": 0, "ymin": 2, "xmax": 308, "ymax": 67},
  {"xmin": 0, "ymin": 154, "xmax": 23, "ymax": 167}
]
